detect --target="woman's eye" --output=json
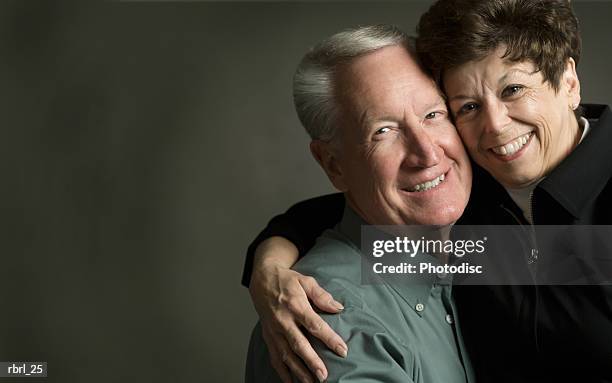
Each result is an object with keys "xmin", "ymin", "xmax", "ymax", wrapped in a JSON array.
[
  {"xmin": 374, "ymin": 127, "xmax": 391, "ymax": 135},
  {"xmin": 458, "ymin": 102, "xmax": 479, "ymax": 115},
  {"xmin": 425, "ymin": 111, "xmax": 439, "ymax": 120},
  {"xmin": 502, "ymin": 85, "xmax": 524, "ymax": 98}
]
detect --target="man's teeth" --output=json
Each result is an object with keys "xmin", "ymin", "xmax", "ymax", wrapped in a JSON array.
[
  {"xmin": 411, "ymin": 174, "xmax": 445, "ymax": 192},
  {"xmin": 491, "ymin": 133, "xmax": 532, "ymax": 156}
]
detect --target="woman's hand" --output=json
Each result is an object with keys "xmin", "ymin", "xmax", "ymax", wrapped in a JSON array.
[{"xmin": 249, "ymin": 237, "xmax": 347, "ymax": 383}]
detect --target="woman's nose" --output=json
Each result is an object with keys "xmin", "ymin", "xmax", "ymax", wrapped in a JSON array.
[{"xmin": 481, "ymin": 99, "xmax": 512, "ymax": 134}]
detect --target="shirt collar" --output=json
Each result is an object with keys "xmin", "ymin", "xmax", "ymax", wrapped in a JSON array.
[
  {"xmin": 336, "ymin": 202, "xmax": 443, "ymax": 316},
  {"xmin": 538, "ymin": 104, "xmax": 612, "ymax": 218},
  {"xmin": 578, "ymin": 116, "xmax": 591, "ymax": 143}
]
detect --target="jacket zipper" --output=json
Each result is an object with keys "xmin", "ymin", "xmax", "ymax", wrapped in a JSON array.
[{"xmin": 500, "ymin": 195, "xmax": 542, "ymax": 354}]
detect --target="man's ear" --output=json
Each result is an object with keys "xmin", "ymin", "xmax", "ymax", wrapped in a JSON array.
[
  {"xmin": 310, "ymin": 139, "xmax": 348, "ymax": 192},
  {"xmin": 563, "ymin": 57, "xmax": 581, "ymax": 109}
]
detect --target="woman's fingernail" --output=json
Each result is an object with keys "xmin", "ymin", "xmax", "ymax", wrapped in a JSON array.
[
  {"xmin": 315, "ymin": 369, "xmax": 326, "ymax": 382},
  {"xmin": 333, "ymin": 301, "xmax": 344, "ymax": 310},
  {"xmin": 336, "ymin": 344, "xmax": 348, "ymax": 358}
]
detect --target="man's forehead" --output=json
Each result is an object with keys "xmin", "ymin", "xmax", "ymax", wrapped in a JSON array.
[
  {"xmin": 333, "ymin": 45, "xmax": 444, "ymax": 121},
  {"xmin": 344, "ymin": 75, "xmax": 445, "ymax": 117},
  {"xmin": 341, "ymin": 48, "xmax": 439, "ymax": 93}
]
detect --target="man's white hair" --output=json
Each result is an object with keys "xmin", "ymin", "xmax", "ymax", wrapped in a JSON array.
[{"xmin": 293, "ymin": 24, "xmax": 415, "ymax": 141}]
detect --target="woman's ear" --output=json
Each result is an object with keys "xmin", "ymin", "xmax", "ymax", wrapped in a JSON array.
[
  {"xmin": 563, "ymin": 57, "xmax": 581, "ymax": 109},
  {"xmin": 310, "ymin": 140, "xmax": 348, "ymax": 192}
]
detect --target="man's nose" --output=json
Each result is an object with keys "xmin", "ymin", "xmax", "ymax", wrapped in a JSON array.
[
  {"xmin": 482, "ymin": 98, "xmax": 512, "ymax": 134},
  {"xmin": 403, "ymin": 128, "xmax": 442, "ymax": 168}
]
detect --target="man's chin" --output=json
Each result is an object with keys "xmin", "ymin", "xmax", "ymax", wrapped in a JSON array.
[
  {"xmin": 394, "ymin": 216, "xmax": 455, "ymax": 228},
  {"xmin": 411, "ymin": 207, "xmax": 464, "ymax": 227}
]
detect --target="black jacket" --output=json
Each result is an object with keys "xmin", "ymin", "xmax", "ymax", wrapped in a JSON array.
[{"xmin": 242, "ymin": 104, "xmax": 612, "ymax": 382}]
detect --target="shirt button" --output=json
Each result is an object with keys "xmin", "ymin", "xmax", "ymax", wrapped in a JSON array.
[
  {"xmin": 446, "ymin": 314, "xmax": 454, "ymax": 325},
  {"xmin": 415, "ymin": 303, "xmax": 425, "ymax": 312}
]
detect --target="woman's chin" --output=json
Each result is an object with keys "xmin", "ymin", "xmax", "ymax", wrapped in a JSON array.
[{"xmin": 491, "ymin": 169, "xmax": 541, "ymax": 189}]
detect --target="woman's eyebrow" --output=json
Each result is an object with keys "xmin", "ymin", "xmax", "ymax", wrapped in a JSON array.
[
  {"xmin": 499, "ymin": 68, "xmax": 533, "ymax": 84},
  {"xmin": 447, "ymin": 94, "xmax": 472, "ymax": 103}
]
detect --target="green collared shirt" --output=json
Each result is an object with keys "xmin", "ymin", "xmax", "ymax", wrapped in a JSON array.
[{"xmin": 246, "ymin": 206, "xmax": 475, "ymax": 383}]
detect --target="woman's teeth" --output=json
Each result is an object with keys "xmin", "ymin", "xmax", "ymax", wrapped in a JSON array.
[
  {"xmin": 491, "ymin": 132, "xmax": 532, "ymax": 156},
  {"xmin": 411, "ymin": 173, "xmax": 445, "ymax": 192}
]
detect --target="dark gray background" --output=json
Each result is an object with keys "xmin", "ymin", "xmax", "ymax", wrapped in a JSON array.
[{"xmin": 1, "ymin": 1, "xmax": 610, "ymax": 382}]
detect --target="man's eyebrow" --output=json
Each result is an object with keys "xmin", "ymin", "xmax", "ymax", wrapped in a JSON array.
[
  {"xmin": 359, "ymin": 107, "xmax": 373, "ymax": 127},
  {"xmin": 359, "ymin": 100, "xmax": 446, "ymax": 126},
  {"xmin": 359, "ymin": 108, "xmax": 396, "ymax": 127},
  {"xmin": 422, "ymin": 98, "xmax": 447, "ymax": 111}
]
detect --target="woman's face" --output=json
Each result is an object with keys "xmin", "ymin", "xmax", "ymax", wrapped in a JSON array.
[{"xmin": 443, "ymin": 46, "xmax": 582, "ymax": 188}]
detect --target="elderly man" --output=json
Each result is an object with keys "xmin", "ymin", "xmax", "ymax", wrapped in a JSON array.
[{"xmin": 245, "ymin": 25, "xmax": 474, "ymax": 383}]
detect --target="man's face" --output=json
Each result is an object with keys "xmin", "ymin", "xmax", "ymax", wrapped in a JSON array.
[{"xmin": 321, "ymin": 45, "xmax": 472, "ymax": 226}]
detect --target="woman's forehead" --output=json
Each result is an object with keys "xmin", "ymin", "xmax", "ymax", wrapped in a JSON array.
[{"xmin": 443, "ymin": 55, "xmax": 538, "ymax": 94}]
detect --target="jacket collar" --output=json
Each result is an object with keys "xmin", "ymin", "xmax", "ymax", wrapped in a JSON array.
[{"xmin": 538, "ymin": 104, "xmax": 612, "ymax": 218}]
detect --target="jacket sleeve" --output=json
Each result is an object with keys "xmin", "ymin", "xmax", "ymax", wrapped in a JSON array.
[{"xmin": 241, "ymin": 193, "xmax": 345, "ymax": 287}]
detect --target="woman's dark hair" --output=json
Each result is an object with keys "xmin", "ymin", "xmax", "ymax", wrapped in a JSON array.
[{"xmin": 417, "ymin": 0, "xmax": 581, "ymax": 91}]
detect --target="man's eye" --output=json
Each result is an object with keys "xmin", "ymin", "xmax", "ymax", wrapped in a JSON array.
[
  {"xmin": 425, "ymin": 112, "xmax": 439, "ymax": 120},
  {"xmin": 374, "ymin": 127, "xmax": 391, "ymax": 135},
  {"xmin": 502, "ymin": 85, "xmax": 524, "ymax": 98},
  {"xmin": 458, "ymin": 103, "xmax": 479, "ymax": 115}
]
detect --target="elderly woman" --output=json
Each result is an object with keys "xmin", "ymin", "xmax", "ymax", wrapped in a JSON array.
[{"xmin": 243, "ymin": 0, "xmax": 612, "ymax": 382}]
